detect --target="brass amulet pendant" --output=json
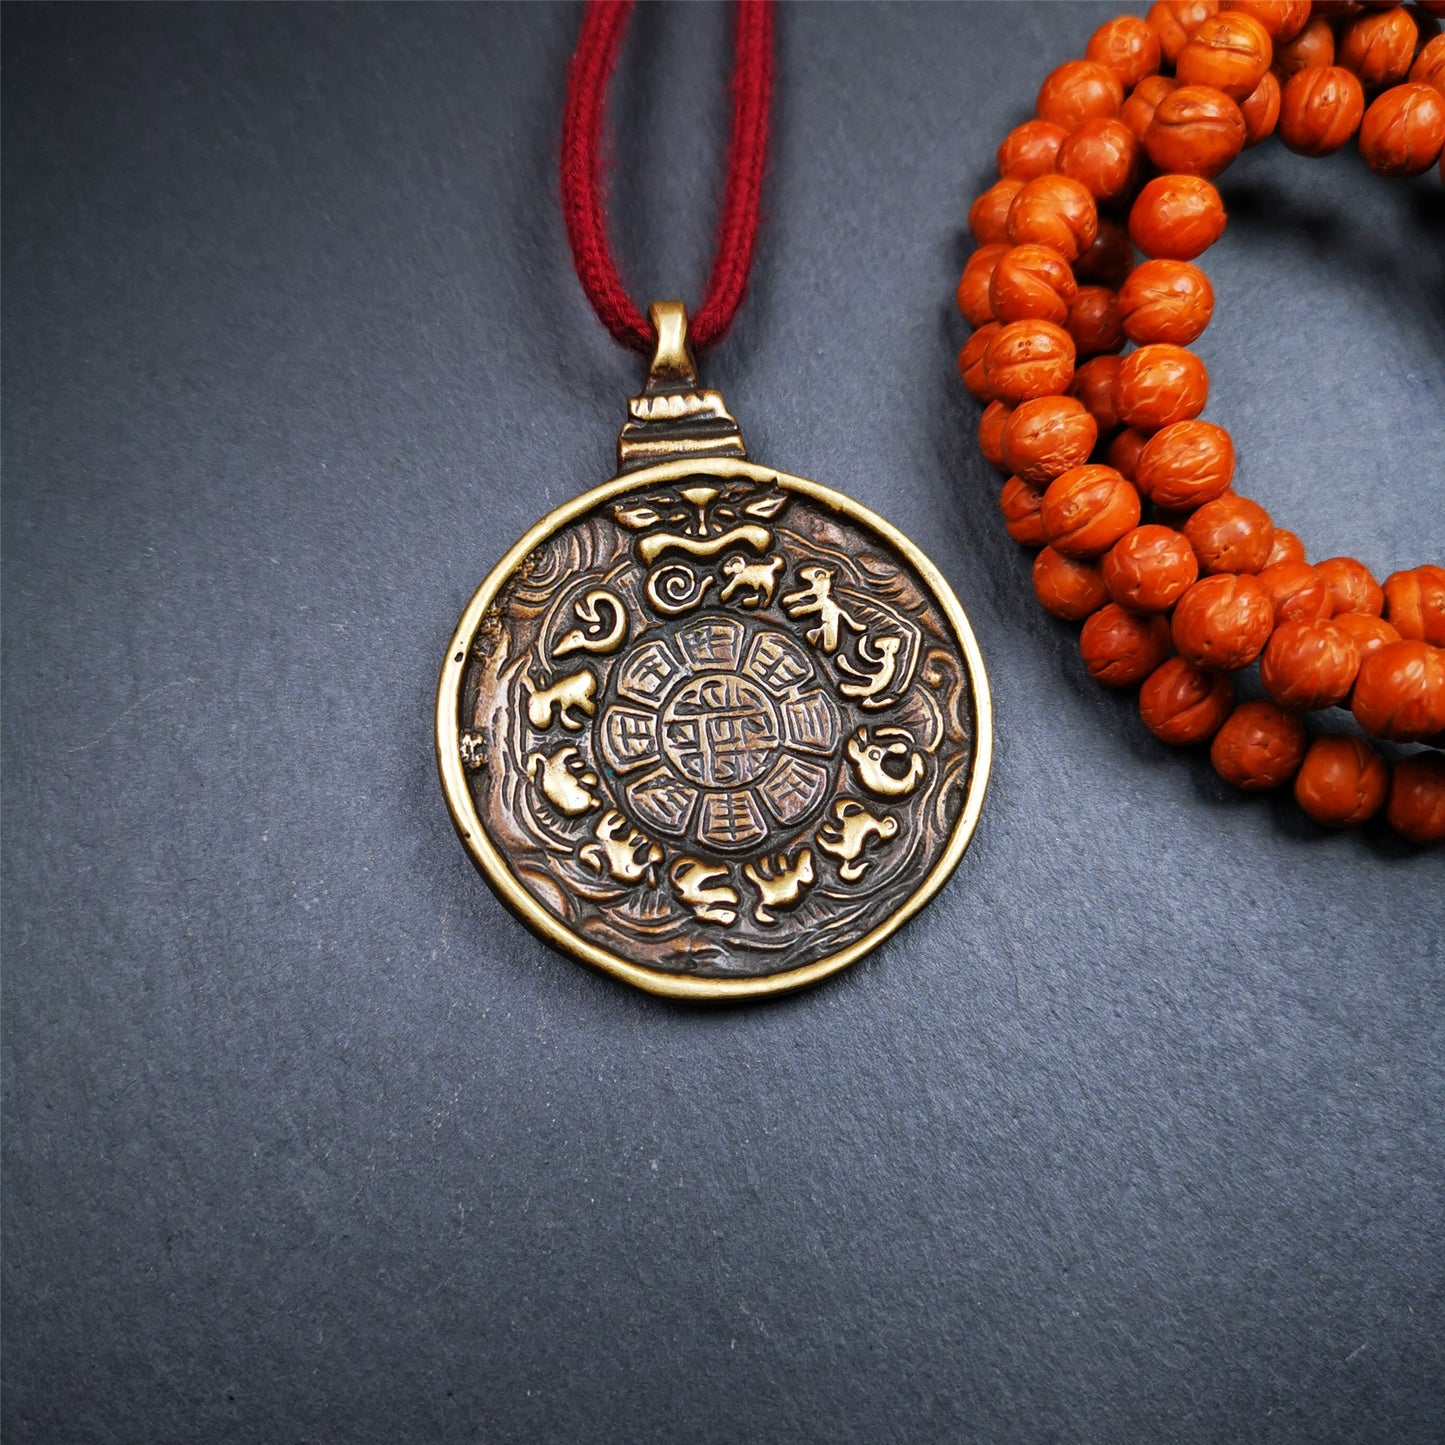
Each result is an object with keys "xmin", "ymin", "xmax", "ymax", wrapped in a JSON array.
[{"xmin": 437, "ymin": 303, "xmax": 992, "ymax": 999}]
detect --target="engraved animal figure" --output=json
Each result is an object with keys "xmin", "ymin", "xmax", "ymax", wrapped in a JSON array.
[
  {"xmin": 526, "ymin": 746, "xmax": 600, "ymax": 817},
  {"xmin": 579, "ymin": 810, "xmax": 663, "ymax": 887},
  {"xmin": 554, "ymin": 590, "xmax": 628, "ymax": 657},
  {"xmin": 742, "ymin": 848, "xmax": 815, "ymax": 925},
  {"xmin": 718, "ymin": 554, "xmax": 785, "ymax": 609},
  {"xmin": 836, "ymin": 634, "xmax": 903, "ymax": 705},
  {"xmin": 847, "ymin": 727, "xmax": 925, "ymax": 799},
  {"xmin": 670, "ymin": 857, "xmax": 740, "ymax": 926},
  {"xmin": 816, "ymin": 799, "xmax": 899, "ymax": 883},
  {"xmin": 527, "ymin": 670, "xmax": 597, "ymax": 731},
  {"xmin": 782, "ymin": 565, "xmax": 864, "ymax": 653}
]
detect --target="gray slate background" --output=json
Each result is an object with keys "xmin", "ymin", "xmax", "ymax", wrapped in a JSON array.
[{"xmin": 4, "ymin": 3, "xmax": 1443, "ymax": 1441}]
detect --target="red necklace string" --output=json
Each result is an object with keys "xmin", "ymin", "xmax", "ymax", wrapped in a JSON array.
[{"xmin": 560, "ymin": 0, "xmax": 775, "ymax": 353}]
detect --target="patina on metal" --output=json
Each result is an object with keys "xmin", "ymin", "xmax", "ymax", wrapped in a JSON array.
[{"xmin": 437, "ymin": 303, "xmax": 991, "ymax": 1000}]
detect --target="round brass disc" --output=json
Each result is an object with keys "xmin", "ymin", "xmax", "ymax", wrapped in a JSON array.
[{"xmin": 437, "ymin": 457, "xmax": 992, "ymax": 1000}]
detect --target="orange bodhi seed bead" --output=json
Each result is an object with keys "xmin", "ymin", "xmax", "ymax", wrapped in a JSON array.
[
  {"xmin": 1066, "ymin": 286, "xmax": 1125, "ymax": 357},
  {"xmin": 957, "ymin": 323, "xmax": 999, "ymax": 402},
  {"xmin": 1056, "ymin": 118, "xmax": 1142, "ymax": 202},
  {"xmin": 1106, "ymin": 427, "xmax": 1148, "ymax": 482},
  {"xmin": 1386, "ymin": 753, "xmax": 1445, "ymax": 845},
  {"xmin": 1182, "ymin": 494, "xmax": 1275, "ymax": 573},
  {"xmin": 999, "ymin": 476, "xmax": 1047, "ymax": 547},
  {"xmin": 1339, "ymin": 6, "xmax": 1418, "ymax": 89},
  {"xmin": 977, "ymin": 399, "xmax": 1012, "ymax": 472},
  {"xmin": 968, "ymin": 178, "xmax": 1026, "ymax": 245},
  {"xmin": 1222, "ymin": 1, "xmax": 1311, "ymax": 45},
  {"xmin": 1113, "ymin": 345, "xmax": 1210, "ymax": 432},
  {"xmin": 1314, "ymin": 556, "xmax": 1383, "ymax": 617},
  {"xmin": 1359, "ymin": 84, "xmax": 1445, "ymax": 176},
  {"xmin": 1089, "ymin": 15, "xmax": 1164, "ymax": 89},
  {"xmin": 1383, "ymin": 565, "xmax": 1445, "ymax": 644},
  {"xmin": 1239, "ymin": 69, "xmax": 1283, "ymax": 144},
  {"xmin": 1177, "ymin": 12, "xmax": 1274, "ymax": 99},
  {"xmin": 1135, "ymin": 419, "xmax": 1235, "ymax": 509},
  {"xmin": 1352, "ymin": 640, "xmax": 1445, "ymax": 741},
  {"xmin": 1145, "ymin": 86, "xmax": 1249, "ymax": 178},
  {"xmin": 1118, "ymin": 259, "xmax": 1216, "ymax": 345},
  {"xmin": 1171, "ymin": 573, "xmax": 1275, "ymax": 669},
  {"xmin": 1036, "ymin": 60, "xmax": 1125, "ymax": 130},
  {"xmin": 983, "ymin": 319, "xmax": 1076, "ymax": 404},
  {"xmin": 1332, "ymin": 613, "xmax": 1401, "ymax": 661},
  {"xmin": 1002, "ymin": 395, "xmax": 1099, "ymax": 483},
  {"xmin": 1257, "ymin": 560, "xmax": 1333, "ymax": 624},
  {"xmin": 1294, "ymin": 736, "xmax": 1389, "ymax": 827},
  {"xmin": 1139, "ymin": 655, "xmax": 1234, "ymax": 745},
  {"xmin": 1075, "ymin": 220, "xmax": 1136, "ymax": 288},
  {"xmin": 1279, "ymin": 67, "xmax": 1367, "ymax": 154},
  {"xmin": 1259, "ymin": 620, "xmax": 1361, "ymax": 709},
  {"xmin": 1006, "ymin": 175, "xmax": 1099, "ymax": 262},
  {"xmin": 1148, "ymin": 0, "xmax": 1222, "ymax": 65},
  {"xmin": 1071, "ymin": 355, "xmax": 1123, "ymax": 435},
  {"xmin": 1032, "ymin": 546, "xmax": 1111, "ymax": 620},
  {"xmin": 1273, "ymin": 17, "xmax": 1335, "ymax": 80},
  {"xmin": 1209, "ymin": 699, "xmax": 1308, "ymax": 788},
  {"xmin": 1041, "ymin": 465, "xmax": 1142, "ymax": 557},
  {"xmin": 1080, "ymin": 604, "xmax": 1172, "ymax": 686},
  {"xmin": 997, "ymin": 119, "xmax": 1068, "ymax": 180},
  {"xmin": 989, "ymin": 244, "xmax": 1079, "ymax": 325},
  {"xmin": 1129, "ymin": 174, "xmax": 1227, "ymax": 259},
  {"xmin": 1410, "ymin": 33, "xmax": 1445, "ymax": 95},
  {"xmin": 956, "ymin": 243, "xmax": 1007, "ymax": 327},
  {"xmin": 1121, "ymin": 75, "xmax": 1180, "ymax": 141},
  {"xmin": 1266, "ymin": 527, "xmax": 1306, "ymax": 566},
  {"xmin": 1104, "ymin": 524, "xmax": 1199, "ymax": 612}
]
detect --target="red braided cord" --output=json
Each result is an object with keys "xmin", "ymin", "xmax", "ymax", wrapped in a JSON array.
[{"xmin": 560, "ymin": 0, "xmax": 774, "ymax": 353}]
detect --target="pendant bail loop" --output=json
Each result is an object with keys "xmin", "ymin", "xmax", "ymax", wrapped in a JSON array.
[{"xmin": 647, "ymin": 301, "xmax": 698, "ymax": 388}]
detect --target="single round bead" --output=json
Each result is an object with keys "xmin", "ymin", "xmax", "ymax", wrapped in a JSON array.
[
  {"xmin": 1071, "ymin": 355, "xmax": 1123, "ymax": 435},
  {"xmin": 1182, "ymin": 493, "xmax": 1274, "ymax": 573},
  {"xmin": 1113, "ymin": 345, "xmax": 1211, "ymax": 432},
  {"xmin": 1056, "ymin": 118, "xmax": 1143, "ymax": 201},
  {"xmin": 1294, "ymin": 736, "xmax": 1389, "ymax": 827},
  {"xmin": 1177, "ymin": 12, "xmax": 1275, "ymax": 98},
  {"xmin": 1279, "ymin": 66, "xmax": 1367, "ymax": 154},
  {"xmin": 1145, "ymin": 85, "xmax": 1249, "ymax": 177},
  {"xmin": 1117, "ymin": 259, "xmax": 1216, "ymax": 345},
  {"xmin": 1139, "ymin": 655, "xmax": 1234, "ymax": 745},
  {"xmin": 1338, "ymin": 7, "xmax": 1419, "ymax": 89},
  {"xmin": 1383, "ymin": 565, "xmax": 1445, "ymax": 644},
  {"xmin": 1001, "ymin": 395, "xmax": 1099, "ymax": 483},
  {"xmin": 1106, "ymin": 427, "xmax": 1148, "ymax": 481},
  {"xmin": 1410, "ymin": 32, "xmax": 1445, "ymax": 95},
  {"xmin": 997, "ymin": 119, "xmax": 1068, "ymax": 180},
  {"xmin": 1332, "ymin": 613, "xmax": 1402, "ymax": 661},
  {"xmin": 1104, "ymin": 524, "xmax": 1200, "ymax": 612},
  {"xmin": 1314, "ymin": 556, "xmax": 1383, "ymax": 617},
  {"xmin": 989, "ymin": 243, "xmax": 1079, "ymax": 324},
  {"xmin": 982, "ymin": 319, "xmax": 1076, "ymax": 404},
  {"xmin": 1128, "ymin": 174, "xmax": 1228, "ymax": 259},
  {"xmin": 1257, "ymin": 560, "xmax": 1334, "ymax": 624},
  {"xmin": 1171, "ymin": 573, "xmax": 1275, "ymax": 669},
  {"xmin": 1066, "ymin": 286, "xmax": 1125, "ymax": 357},
  {"xmin": 1006, "ymin": 175, "xmax": 1100, "ymax": 262},
  {"xmin": 1032, "ymin": 546, "xmax": 1111, "ymax": 620},
  {"xmin": 957, "ymin": 323, "xmax": 1000, "ymax": 402},
  {"xmin": 977, "ymin": 399, "xmax": 1013, "ymax": 472},
  {"xmin": 1135, "ymin": 419, "xmax": 1235, "ymax": 508},
  {"xmin": 1273, "ymin": 17, "xmax": 1336, "ymax": 80},
  {"xmin": 1041, "ymin": 464, "xmax": 1142, "ymax": 557},
  {"xmin": 957, "ymin": 243, "xmax": 1007, "ymax": 327},
  {"xmin": 1121, "ymin": 74, "xmax": 1180, "ymax": 140},
  {"xmin": 1148, "ymin": 0, "xmax": 1223, "ymax": 65},
  {"xmin": 1358, "ymin": 83, "xmax": 1445, "ymax": 175},
  {"xmin": 1080, "ymin": 604, "xmax": 1173, "ymax": 686},
  {"xmin": 968, "ymin": 178, "xmax": 1027, "ymax": 244},
  {"xmin": 1075, "ymin": 220, "xmax": 1136, "ymax": 288},
  {"xmin": 1088, "ymin": 14, "xmax": 1165, "ymax": 89},
  {"xmin": 1221, "ymin": 0, "xmax": 1311, "ymax": 44},
  {"xmin": 1036, "ymin": 60, "xmax": 1125, "ymax": 130},
  {"xmin": 1351, "ymin": 639, "xmax": 1445, "ymax": 741},
  {"xmin": 1386, "ymin": 753, "xmax": 1445, "ymax": 845},
  {"xmin": 1265, "ymin": 527, "xmax": 1307, "ymax": 566},
  {"xmin": 1239, "ymin": 69, "xmax": 1283, "ymax": 143},
  {"xmin": 1209, "ymin": 699, "xmax": 1308, "ymax": 788},
  {"xmin": 999, "ymin": 476, "xmax": 1047, "ymax": 547},
  {"xmin": 1260, "ymin": 620, "xmax": 1361, "ymax": 709}
]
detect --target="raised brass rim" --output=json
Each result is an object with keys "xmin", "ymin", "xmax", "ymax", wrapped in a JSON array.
[{"xmin": 436, "ymin": 458, "xmax": 993, "ymax": 1001}]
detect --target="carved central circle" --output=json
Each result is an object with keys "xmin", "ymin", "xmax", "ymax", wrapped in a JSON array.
[{"xmin": 661, "ymin": 673, "xmax": 780, "ymax": 787}]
